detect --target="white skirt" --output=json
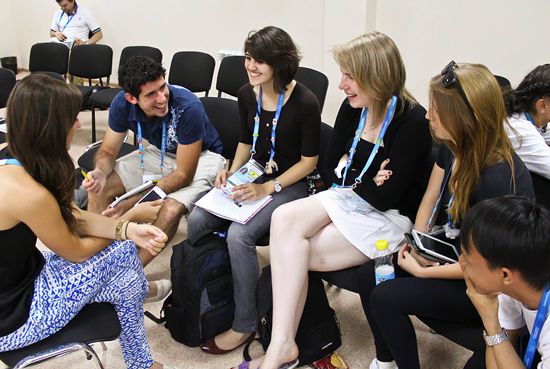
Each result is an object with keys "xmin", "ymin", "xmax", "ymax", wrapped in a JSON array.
[{"xmin": 315, "ymin": 187, "xmax": 412, "ymax": 259}]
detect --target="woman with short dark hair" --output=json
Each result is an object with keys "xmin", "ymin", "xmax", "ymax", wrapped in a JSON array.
[{"xmin": 187, "ymin": 25, "xmax": 321, "ymax": 355}]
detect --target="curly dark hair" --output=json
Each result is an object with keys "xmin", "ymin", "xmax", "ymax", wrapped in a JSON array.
[
  {"xmin": 118, "ymin": 56, "xmax": 166, "ymax": 98},
  {"xmin": 244, "ymin": 26, "xmax": 301, "ymax": 92},
  {"xmin": 6, "ymin": 74, "xmax": 82, "ymax": 232},
  {"xmin": 504, "ymin": 64, "xmax": 550, "ymax": 116}
]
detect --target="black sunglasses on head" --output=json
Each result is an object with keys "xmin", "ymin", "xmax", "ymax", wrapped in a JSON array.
[{"xmin": 440, "ymin": 61, "xmax": 475, "ymax": 115}]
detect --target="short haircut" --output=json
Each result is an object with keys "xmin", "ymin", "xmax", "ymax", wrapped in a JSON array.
[
  {"xmin": 461, "ymin": 196, "xmax": 550, "ymax": 290},
  {"xmin": 244, "ymin": 26, "xmax": 301, "ymax": 92},
  {"xmin": 118, "ymin": 56, "xmax": 166, "ymax": 99}
]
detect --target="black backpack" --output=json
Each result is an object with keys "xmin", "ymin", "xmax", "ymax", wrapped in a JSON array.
[
  {"xmin": 148, "ymin": 232, "xmax": 235, "ymax": 347},
  {"xmin": 244, "ymin": 266, "xmax": 342, "ymax": 365}
]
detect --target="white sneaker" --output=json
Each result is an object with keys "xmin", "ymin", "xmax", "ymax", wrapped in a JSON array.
[
  {"xmin": 369, "ymin": 358, "xmax": 398, "ymax": 369},
  {"xmin": 145, "ymin": 279, "xmax": 172, "ymax": 303}
]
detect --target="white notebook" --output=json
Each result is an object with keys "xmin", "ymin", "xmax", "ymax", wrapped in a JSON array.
[{"xmin": 195, "ymin": 188, "xmax": 272, "ymax": 224}]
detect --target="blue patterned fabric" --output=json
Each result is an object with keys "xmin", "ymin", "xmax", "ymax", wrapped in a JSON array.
[{"xmin": 0, "ymin": 240, "xmax": 154, "ymax": 369}]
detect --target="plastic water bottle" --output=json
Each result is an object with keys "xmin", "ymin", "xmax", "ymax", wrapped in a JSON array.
[{"xmin": 374, "ymin": 239, "xmax": 395, "ymax": 285}]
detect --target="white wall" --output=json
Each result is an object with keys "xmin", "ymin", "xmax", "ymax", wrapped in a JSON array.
[{"xmin": 9, "ymin": 0, "xmax": 550, "ymax": 123}]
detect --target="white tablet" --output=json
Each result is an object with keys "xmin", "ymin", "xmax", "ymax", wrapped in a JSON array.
[{"xmin": 411, "ymin": 229, "xmax": 460, "ymax": 264}]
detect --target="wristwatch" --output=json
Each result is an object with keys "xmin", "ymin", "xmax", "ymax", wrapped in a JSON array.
[
  {"xmin": 483, "ymin": 328, "xmax": 509, "ymax": 346},
  {"xmin": 272, "ymin": 179, "xmax": 282, "ymax": 193}
]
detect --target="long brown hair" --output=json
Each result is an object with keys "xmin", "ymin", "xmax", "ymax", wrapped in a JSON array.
[
  {"xmin": 6, "ymin": 74, "xmax": 82, "ymax": 231},
  {"xmin": 429, "ymin": 63, "xmax": 515, "ymax": 221},
  {"xmin": 332, "ymin": 31, "xmax": 417, "ymax": 121}
]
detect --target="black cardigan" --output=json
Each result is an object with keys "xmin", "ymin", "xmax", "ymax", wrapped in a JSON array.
[{"xmin": 324, "ymin": 98, "xmax": 433, "ymax": 222}]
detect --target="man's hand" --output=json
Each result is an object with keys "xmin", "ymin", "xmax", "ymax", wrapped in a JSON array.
[
  {"xmin": 464, "ymin": 272, "xmax": 500, "ymax": 329},
  {"xmin": 232, "ymin": 182, "xmax": 272, "ymax": 202},
  {"xmin": 126, "ymin": 223, "xmax": 168, "ymax": 256},
  {"xmin": 215, "ymin": 170, "xmax": 232, "ymax": 188},
  {"xmin": 73, "ymin": 38, "xmax": 85, "ymax": 45},
  {"xmin": 54, "ymin": 31, "xmax": 67, "ymax": 41},
  {"xmin": 101, "ymin": 194, "xmax": 140, "ymax": 218},
  {"xmin": 82, "ymin": 168, "xmax": 107, "ymax": 194}
]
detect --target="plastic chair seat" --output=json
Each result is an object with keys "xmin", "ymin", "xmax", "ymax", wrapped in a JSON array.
[
  {"xmin": 0, "ymin": 303, "xmax": 120, "ymax": 368},
  {"xmin": 78, "ymin": 142, "xmax": 137, "ymax": 172},
  {"xmin": 89, "ymin": 88, "xmax": 122, "ymax": 109}
]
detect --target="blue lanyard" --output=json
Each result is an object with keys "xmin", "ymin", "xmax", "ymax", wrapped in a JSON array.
[
  {"xmin": 137, "ymin": 121, "xmax": 167, "ymax": 172},
  {"xmin": 339, "ymin": 95, "xmax": 397, "ymax": 188},
  {"xmin": 427, "ymin": 159, "xmax": 454, "ymax": 231},
  {"xmin": 0, "ymin": 158, "xmax": 21, "ymax": 166},
  {"xmin": 250, "ymin": 88, "xmax": 285, "ymax": 165},
  {"xmin": 524, "ymin": 112, "xmax": 537, "ymax": 127},
  {"xmin": 59, "ymin": 7, "xmax": 77, "ymax": 33},
  {"xmin": 524, "ymin": 285, "xmax": 550, "ymax": 369}
]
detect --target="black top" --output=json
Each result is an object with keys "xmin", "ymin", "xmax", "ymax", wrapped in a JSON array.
[
  {"xmin": 433, "ymin": 145, "xmax": 535, "ymax": 226},
  {"xmin": 0, "ymin": 148, "xmax": 44, "ymax": 336},
  {"xmin": 324, "ymin": 99, "xmax": 433, "ymax": 222},
  {"xmin": 238, "ymin": 82, "xmax": 321, "ymax": 179}
]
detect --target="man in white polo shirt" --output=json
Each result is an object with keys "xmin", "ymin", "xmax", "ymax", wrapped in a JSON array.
[{"xmin": 50, "ymin": 0, "xmax": 103, "ymax": 47}]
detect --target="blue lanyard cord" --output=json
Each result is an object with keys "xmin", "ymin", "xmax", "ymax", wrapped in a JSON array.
[
  {"xmin": 137, "ymin": 121, "xmax": 167, "ymax": 172},
  {"xmin": 0, "ymin": 158, "xmax": 21, "ymax": 166},
  {"xmin": 250, "ymin": 88, "xmax": 285, "ymax": 161},
  {"xmin": 525, "ymin": 112, "xmax": 537, "ymax": 127},
  {"xmin": 524, "ymin": 285, "xmax": 550, "ymax": 369},
  {"xmin": 426, "ymin": 165, "xmax": 453, "ymax": 230},
  {"xmin": 59, "ymin": 7, "xmax": 77, "ymax": 33},
  {"xmin": 340, "ymin": 95, "xmax": 398, "ymax": 188}
]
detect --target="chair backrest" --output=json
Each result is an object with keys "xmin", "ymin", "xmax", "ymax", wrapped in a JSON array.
[
  {"xmin": 0, "ymin": 68, "xmax": 16, "ymax": 108},
  {"xmin": 68, "ymin": 44, "xmax": 113, "ymax": 84},
  {"xmin": 119, "ymin": 46, "xmax": 162, "ymax": 68},
  {"xmin": 33, "ymin": 71, "xmax": 66, "ymax": 81},
  {"xmin": 169, "ymin": 51, "xmax": 215, "ymax": 95},
  {"xmin": 29, "ymin": 42, "xmax": 70, "ymax": 75},
  {"xmin": 295, "ymin": 67, "xmax": 329, "ymax": 112},
  {"xmin": 200, "ymin": 96, "xmax": 240, "ymax": 160},
  {"xmin": 317, "ymin": 122, "xmax": 333, "ymax": 184},
  {"xmin": 216, "ymin": 55, "xmax": 248, "ymax": 98},
  {"xmin": 532, "ymin": 172, "xmax": 550, "ymax": 209}
]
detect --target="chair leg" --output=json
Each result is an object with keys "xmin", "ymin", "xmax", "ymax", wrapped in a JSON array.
[
  {"xmin": 91, "ymin": 105, "xmax": 96, "ymax": 142},
  {"xmin": 12, "ymin": 342, "xmax": 105, "ymax": 369},
  {"xmin": 79, "ymin": 342, "xmax": 105, "ymax": 369}
]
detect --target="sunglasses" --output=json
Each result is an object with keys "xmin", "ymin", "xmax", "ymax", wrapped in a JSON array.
[{"xmin": 441, "ymin": 61, "xmax": 475, "ymax": 115}]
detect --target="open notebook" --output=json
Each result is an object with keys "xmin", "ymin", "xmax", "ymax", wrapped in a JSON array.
[{"xmin": 195, "ymin": 188, "xmax": 272, "ymax": 224}]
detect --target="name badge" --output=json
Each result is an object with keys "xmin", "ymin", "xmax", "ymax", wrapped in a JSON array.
[
  {"xmin": 444, "ymin": 223, "xmax": 460, "ymax": 239},
  {"xmin": 143, "ymin": 173, "xmax": 163, "ymax": 184}
]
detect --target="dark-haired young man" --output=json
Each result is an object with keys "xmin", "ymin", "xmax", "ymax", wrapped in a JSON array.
[
  {"xmin": 83, "ymin": 56, "xmax": 224, "ymax": 265},
  {"xmin": 460, "ymin": 196, "xmax": 550, "ymax": 369}
]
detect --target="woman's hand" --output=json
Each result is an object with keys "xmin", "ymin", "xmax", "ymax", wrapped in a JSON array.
[
  {"xmin": 123, "ymin": 200, "xmax": 163, "ymax": 223},
  {"xmin": 397, "ymin": 244, "xmax": 437, "ymax": 278},
  {"xmin": 101, "ymin": 194, "xmax": 140, "ymax": 218},
  {"xmin": 231, "ymin": 182, "xmax": 272, "ymax": 202},
  {"xmin": 126, "ymin": 223, "xmax": 168, "ymax": 256},
  {"xmin": 373, "ymin": 159, "xmax": 392, "ymax": 186},
  {"xmin": 215, "ymin": 170, "xmax": 232, "ymax": 188}
]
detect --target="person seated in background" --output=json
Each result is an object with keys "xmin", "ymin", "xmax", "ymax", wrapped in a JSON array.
[
  {"xmin": 0, "ymin": 74, "xmax": 179, "ymax": 369},
  {"xmin": 504, "ymin": 64, "xmax": 550, "ymax": 178},
  {"xmin": 187, "ymin": 25, "xmax": 321, "ymax": 356},
  {"xmin": 461, "ymin": 196, "xmax": 550, "ymax": 369},
  {"xmin": 241, "ymin": 31, "xmax": 434, "ymax": 369},
  {"xmin": 83, "ymin": 56, "xmax": 225, "ymax": 265},
  {"xmin": 358, "ymin": 63, "xmax": 535, "ymax": 369},
  {"xmin": 50, "ymin": 0, "xmax": 103, "ymax": 46}
]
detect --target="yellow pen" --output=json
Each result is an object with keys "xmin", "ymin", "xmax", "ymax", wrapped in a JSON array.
[{"xmin": 80, "ymin": 169, "xmax": 90, "ymax": 181}]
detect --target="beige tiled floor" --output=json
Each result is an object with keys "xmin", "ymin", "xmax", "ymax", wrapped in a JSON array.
[{"xmin": 1, "ymin": 107, "xmax": 472, "ymax": 369}]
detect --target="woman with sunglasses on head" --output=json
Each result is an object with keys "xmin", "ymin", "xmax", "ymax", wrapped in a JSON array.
[
  {"xmin": 358, "ymin": 63, "xmax": 535, "ymax": 369},
  {"xmin": 504, "ymin": 64, "xmax": 550, "ymax": 179},
  {"xmin": 187, "ymin": 26, "xmax": 321, "ymax": 356},
  {"xmin": 0, "ymin": 74, "xmax": 182, "ymax": 369},
  {"xmin": 234, "ymin": 31, "xmax": 434, "ymax": 369}
]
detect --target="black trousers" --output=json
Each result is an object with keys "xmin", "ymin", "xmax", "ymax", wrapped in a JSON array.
[{"xmin": 357, "ymin": 254, "xmax": 486, "ymax": 369}]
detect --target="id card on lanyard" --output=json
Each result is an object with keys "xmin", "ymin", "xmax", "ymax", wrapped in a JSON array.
[
  {"xmin": 524, "ymin": 285, "xmax": 550, "ymax": 369},
  {"xmin": 250, "ymin": 87, "xmax": 285, "ymax": 175},
  {"xmin": 137, "ymin": 120, "xmax": 167, "ymax": 184},
  {"xmin": 332, "ymin": 95, "xmax": 398, "ymax": 189}
]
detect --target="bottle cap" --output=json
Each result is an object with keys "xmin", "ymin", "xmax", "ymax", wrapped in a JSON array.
[{"xmin": 375, "ymin": 239, "xmax": 389, "ymax": 251}]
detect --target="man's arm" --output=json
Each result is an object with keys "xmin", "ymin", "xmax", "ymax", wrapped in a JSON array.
[
  {"xmin": 155, "ymin": 139, "xmax": 202, "ymax": 195},
  {"xmin": 75, "ymin": 30, "xmax": 103, "ymax": 45}
]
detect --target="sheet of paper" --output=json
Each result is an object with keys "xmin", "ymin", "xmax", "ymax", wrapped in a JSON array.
[{"xmin": 195, "ymin": 188, "xmax": 272, "ymax": 224}]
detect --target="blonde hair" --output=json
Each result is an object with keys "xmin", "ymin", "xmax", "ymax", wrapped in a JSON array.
[
  {"xmin": 429, "ymin": 63, "xmax": 515, "ymax": 221},
  {"xmin": 332, "ymin": 31, "xmax": 416, "ymax": 121}
]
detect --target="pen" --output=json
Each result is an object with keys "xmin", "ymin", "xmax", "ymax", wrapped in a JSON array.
[
  {"xmin": 233, "ymin": 199, "xmax": 242, "ymax": 208},
  {"xmin": 80, "ymin": 169, "xmax": 90, "ymax": 181}
]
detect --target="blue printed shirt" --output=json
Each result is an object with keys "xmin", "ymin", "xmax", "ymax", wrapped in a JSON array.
[{"xmin": 108, "ymin": 84, "xmax": 222, "ymax": 154}]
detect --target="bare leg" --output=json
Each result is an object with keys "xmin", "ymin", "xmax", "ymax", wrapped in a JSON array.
[
  {"xmin": 87, "ymin": 171, "xmax": 126, "ymax": 213},
  {"xmin": 256, "ymin": 197, "xmax": 369, "ymax": 369},
  {"xmin": 139, "ymin": 198, "xmax": 187, "ymax": 265}
]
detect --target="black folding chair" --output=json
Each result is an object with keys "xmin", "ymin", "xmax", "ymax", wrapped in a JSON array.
[
  {"xmin": 216, "ymin": 55, "xmax": 248, "ymax": 98},
  {"xmin": 199, "ymin": 96, "xmax": 240, "ymax": 161},
  {"xmin": 169, "ymin": 51, "xmax": 215, "ymax": 96},
  {"xmin": 295, "ymin": 66, "xmax": 329, "ymax": 113},
  {"xmin": 0, "ymin": 68, "xmax": 16, "ymax": 109},
  {"xmin": 29, "ymin": 42, "xmax": 70, "ymax": 77}
]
